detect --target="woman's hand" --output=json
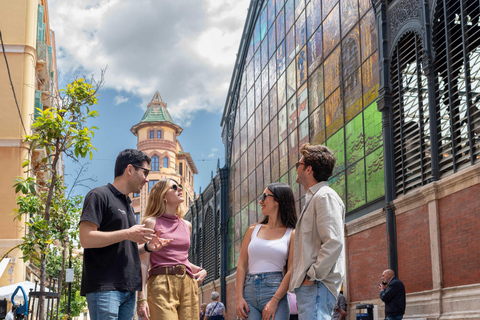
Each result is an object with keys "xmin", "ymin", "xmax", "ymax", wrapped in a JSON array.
[
  {"xmin": 236, "ymin": 297, "xmax": 250, "ymax": 320},
  {"xmin": 262, "ymin": 297, "xmax": 279, "ymax": 320},
  {"xmin": 193, "ymin": 268, "xmax": 207, "ymax": 285},
  {"xmin": 147, "ymin": 229, "xmax": 173, "ymax": 251},
  {"xmin": 136, "ymin": 300, "xmax": 150, "ymax": 320}
]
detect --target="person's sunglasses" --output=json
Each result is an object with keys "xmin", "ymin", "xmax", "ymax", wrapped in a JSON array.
[
  {"xmin": 171, "ymin": 184, "xmax": 183, "ymax": 191},
  {"xmin": 259, "ymin": 193, "xmax": 276, "ymax": 202},
  {"xmin": 131, "ymin": 164, "xmax": 150, "ymax": 176},
  {"xmin": 295, "ymin": 161, "xmax": 306, "ymax": 169}
]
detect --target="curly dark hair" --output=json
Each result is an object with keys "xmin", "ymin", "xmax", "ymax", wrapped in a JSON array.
[
  {"xmin": 299, "ymin": 143, "xmax": 336, "ymax": 182},
  {"xmin": 114, "ymin": 149, "xmax": 151, "ymax": 178},
  {"xmin": 260, "ymin": 183, "xmax": 297, "ymax": 228}
]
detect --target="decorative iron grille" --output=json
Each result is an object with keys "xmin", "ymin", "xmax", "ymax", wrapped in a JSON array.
[
  {"xmin": 433, "ymin": 0, "xmax": 480, "ymax": 177},
  {"xmin": 391, "ymin": 32, "xmax": 432, "ymax": 196}
]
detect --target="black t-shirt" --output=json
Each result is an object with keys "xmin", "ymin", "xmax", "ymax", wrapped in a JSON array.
[{"xmin": 80, "ymin": 183, "xmax": 142, "ymax": 296}]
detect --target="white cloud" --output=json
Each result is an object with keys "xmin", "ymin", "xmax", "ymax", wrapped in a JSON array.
[
  {"xmin": 208, "ymin": 153, "xmax": 215, "ymax": 158},
  {"xmin": 49, "ymin": 0, "xmax": 249, "ymax": 126},
  {"xmin": 113, "ymin": 95, "xmax": 128, "ymax": 105},
  {"xmin": 211, "ymin": 148, "xmax": 218, "ymax": 152}
]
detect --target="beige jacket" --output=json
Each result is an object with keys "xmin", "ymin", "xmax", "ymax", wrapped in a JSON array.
[{"xmin": 289, "ymin": 181, "xmax": 345, "ymax": 298}]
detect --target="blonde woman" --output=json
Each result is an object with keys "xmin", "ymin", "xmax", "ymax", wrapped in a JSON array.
[{"xmin": 136, "ymin": 179, "xmax": 207, "ymax": 320}]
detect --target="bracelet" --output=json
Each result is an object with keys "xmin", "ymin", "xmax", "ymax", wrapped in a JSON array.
[
  {"xmin": 137, "ymin": 298, "xmax": 147, "ymax": 303},
  {"xmin": 144, "ymin": 242, "xmax": 152, "ymax": 253},
  {"xmin": 273, "ymin": 296, "xmax": 280, "ymax": 301}
]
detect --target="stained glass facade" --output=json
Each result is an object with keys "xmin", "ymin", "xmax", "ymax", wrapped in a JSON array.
[{"xmin": 227, "ymin": 0, "xmax": 383, "ymax": 271}]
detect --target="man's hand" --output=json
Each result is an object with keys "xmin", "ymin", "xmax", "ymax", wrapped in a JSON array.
[
  {"xmin": 126, "ymin": 224, "xmax": 155, "ymax": 244},
  {"xmin": 301, "ymin": 276, "xmax": 315, "ymax": 286},
  {"xmin": 146, "ymin": 229, "xmax": 173, "ymax": 251},
  {"xmin": 136, "ymin": 300, "xmax": 150, "ymax": 320}
]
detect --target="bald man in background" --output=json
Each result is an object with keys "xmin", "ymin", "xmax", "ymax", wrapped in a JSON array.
[{"xmin": 379, "ymin": 269, "xmax": 406, "ymax": 320}]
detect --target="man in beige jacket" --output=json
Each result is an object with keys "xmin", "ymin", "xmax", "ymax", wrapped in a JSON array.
[{"xmin": 290, "ymin": 143, "xmax": 345, "ymax": 320}]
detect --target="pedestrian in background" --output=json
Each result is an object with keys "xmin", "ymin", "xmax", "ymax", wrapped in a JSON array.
[
  {"xmin": 288, "ymin": 292, "xmax": 298, "ymax": 320},
  {"xmin": 235, "ymin": 183, "xmax": 297, "ymax": 320},
  {"xmin": 290, "ymin": 143, "xmax": 346, "ymax": 320},
  {"xmin": 379, "ymin": 269, "xmax": 406, "ymax": 320},
  {"xmin": 80, "ymin": 149, "xmax": 163, "ymax": 320},
  {"xmin": 136, "ymin": 179, "xmax": 207, "ymax": 320},
  {"xmin": 331, "ymin": 291, "xmax": 347, "ymax": 320},
  {"xmin": 200, "ymin": 303, "xmax": 207, "ymax": 320},
  {"xmin": 205, "ymin": 291, "xmax": 227, "ymax": 320}
]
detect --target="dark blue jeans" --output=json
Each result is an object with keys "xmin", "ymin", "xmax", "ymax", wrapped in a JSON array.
[{"xmin": 387, "ymin": 315, "xmax": 404, "ymax": 320}]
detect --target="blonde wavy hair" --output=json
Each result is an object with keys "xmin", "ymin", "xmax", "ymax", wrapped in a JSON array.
[{"xmin": 143, "ymin": 178, "xmax": 185, "ymax": 222}]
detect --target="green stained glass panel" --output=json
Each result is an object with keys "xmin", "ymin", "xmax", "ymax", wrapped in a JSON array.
[
  {"xmin": 290, "ymin": 166, "xmax": 299, "ymax": 201},
  {"xmin": 366, "ymin": 146, "xmax": 385, "ymax": 201},
  {"xmin": 280, "ymin": 172, "xmax": 288, "ymax": 184},
  {"xmin": 235, "ymin": 187, "xmax": 240, "ymax": 213},
  {"xmin": 364, "ymin": 101, "xmax": 382, "ymax": 154},
  {"xmin": 235, "ymin": 213, "xmax": 241, "ymax": 241},
  {"xmin": 241, "ymin": 207, "xmax": 249, "ymax": 235},
  {"xmin": 234, "ymin": 240, "xmax": 241, "ymax": 268},
  {"xmin": 228, "ymin": 217, "xmax": 235, "ymax": 243},
  {"xmin": 346, "ymin": 159, "xmax": 366, "ymax": 211},
  {"xmin": 228, "ymin": 243, "xmax": 234, "ymax": 270},
  {"xmin": 326, "ymin": 127, "xmax": 345, "ymax": 176},
  {"xmin": 241, "ymin": 178, "xmax": 249, "ymax": 208},
  {"xmin": 329, "ymin": 171, "xmax": 346, "ymax": 205},
  {"xmin": 248, "ymin": 201, "xmax": 257, "ymax": 225},
  {"xmin": 345, "ymin": 113, "xmax": 364, "ymax": 167}
]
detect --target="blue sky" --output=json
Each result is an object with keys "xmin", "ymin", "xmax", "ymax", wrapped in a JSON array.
[{"xmin": 48, "ymin": 0, "xmax": 250, "ymax": 196}]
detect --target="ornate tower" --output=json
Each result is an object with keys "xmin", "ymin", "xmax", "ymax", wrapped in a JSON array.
[{"xmin": 130, "ymin": 92, "xmax": 197, "ymax": 219}]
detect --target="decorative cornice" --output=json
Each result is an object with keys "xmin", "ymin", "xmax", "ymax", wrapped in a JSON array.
[
  {"xmin": 137, "ymin": 139, "xmax": 176, "ymax": 151},
  {"xmin": 346, "ymin": 208, "xmax": 385, "ymax": 236},
  {"xmin": 388, "ymin": 0, "xmax": 421, "ymax": 37}
]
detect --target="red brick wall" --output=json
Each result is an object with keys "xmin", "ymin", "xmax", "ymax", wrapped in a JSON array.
[
  {"xmin": 347, "ymin": 224, "xmax": 388, "ymax": 302},
  {"xmin": 225, "ymin": 280, "xmax": 237, "ymax": 320},
  {"xmin": 396, "ymin": 204, "xmax": 432, "ymax": 292},
  {"xmin": 439, "ymin": 184, "xmax": 480, "ymax": 288}
]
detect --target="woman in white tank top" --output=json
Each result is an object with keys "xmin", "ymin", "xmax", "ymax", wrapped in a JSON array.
[{"xmin": 235, "ymin": 183, "xmax": 297, "ymax": 320}]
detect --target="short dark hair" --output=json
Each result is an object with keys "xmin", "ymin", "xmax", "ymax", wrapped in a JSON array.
[
  {"xmin": 299, "ymin": 143, "xmax": 336, "ymax": 182},
  {"xmin": 260, "ymin": 183, "xmax": 297, "ymax": 228},
  {"xmin": 114, "ymin": 149, "xmax": 151, "ymax": 178}
]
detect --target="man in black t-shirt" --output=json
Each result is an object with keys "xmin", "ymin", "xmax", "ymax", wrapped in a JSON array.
[{"xmin": 80, "ymin": 149, "xmax": 160, "ymax": 320}]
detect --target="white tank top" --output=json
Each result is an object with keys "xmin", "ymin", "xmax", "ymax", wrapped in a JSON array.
[{"xmin": 247, "ymin": 224, "xmax": 293, "ymax": 274}]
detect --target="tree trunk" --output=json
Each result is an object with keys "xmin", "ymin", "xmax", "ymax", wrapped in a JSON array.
[{"xmin": 38, "ymin": 254, "xmax": 46, "ymax": 320}]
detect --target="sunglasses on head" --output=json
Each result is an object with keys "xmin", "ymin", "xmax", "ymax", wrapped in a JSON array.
[
  {"xmin": 131, "ymin": 164, "xmax": 149, "ymax": 176},
  {"xmin": 171, "ymin": 184, "xmax": 183, "ymax": 191},
  {"xmin": 259, "ymin": 193, "xmax": 276, "ymax": 202}
]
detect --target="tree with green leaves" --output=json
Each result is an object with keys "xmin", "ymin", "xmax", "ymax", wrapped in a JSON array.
[{"xmin": 2, "ymin": 75, "xmax": 103, "ymax": 320}]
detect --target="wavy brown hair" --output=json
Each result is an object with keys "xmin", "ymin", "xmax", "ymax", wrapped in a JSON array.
[{"xmin": 143, "ymin": 178, "xmax": 185, "ymax": 222}]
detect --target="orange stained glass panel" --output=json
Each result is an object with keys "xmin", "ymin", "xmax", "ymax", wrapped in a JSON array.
[
  {"xmin": 324, "ymin": 46, "xmax": 341, "ymax": 98},
  {"xmin": 323, "ymin": 4, "xmax": 340, "ymax": 59},
  {"xmin": 362, "ymin": 51, "xmax": 379, "ymax": 107},
  {"xmin": 360, "ymin": 9, "xmax": 377, "ymax": 62},
  {"xmin": 308, "ymin": 64, "xmax": 324, "ymax": 113},
  {"xmin": 340, "ymin": 0, "xmax": 359, "ymax": 36},
  {"xmin": 309, "ymin": 103, "xmax": 326, "ymax": 145},
  {"xmin": 325, "ymin": 88, "xmax": 344, "ymax": 138}
]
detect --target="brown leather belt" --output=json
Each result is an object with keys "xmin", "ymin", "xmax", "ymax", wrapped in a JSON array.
[{"xmin": 150, "ymin": 265, "xmax": 186, "ymax": 278}]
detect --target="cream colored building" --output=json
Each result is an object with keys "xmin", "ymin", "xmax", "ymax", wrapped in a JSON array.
[
  {"xmin": 0, "ymin": 0, "xmax": 58, "ymax": 285},
  {"xmin": 130, "ymin": 92, "xmax": 197, "ymax": 220}
]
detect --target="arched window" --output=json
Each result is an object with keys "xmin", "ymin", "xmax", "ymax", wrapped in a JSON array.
[
  {"xmin": 151, "ymin": 155, "xmax": 159, "ymax": 171},
  {"xmin": 163, "ymin": 156, "xmax": 168, "ymax": 168},
  {"xmin": 157, "ymin": 130, "xmax": 162, "ymax": 139}
]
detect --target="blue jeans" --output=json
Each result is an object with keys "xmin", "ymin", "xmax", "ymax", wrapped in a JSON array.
[
  {"xmin": 86, "ymin": 290, "xmax": 136, "ymax": 320},
  {"xmin": 243, "ymin": 272, "xmax": 290, "ymax": 320},
  {"xmin": 387, "ymin": 315, "xmax": 403, "ymax": 320},
  {"xmin": 294, "ymin": 281, "xmax": 336, "ymax": 320}
]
